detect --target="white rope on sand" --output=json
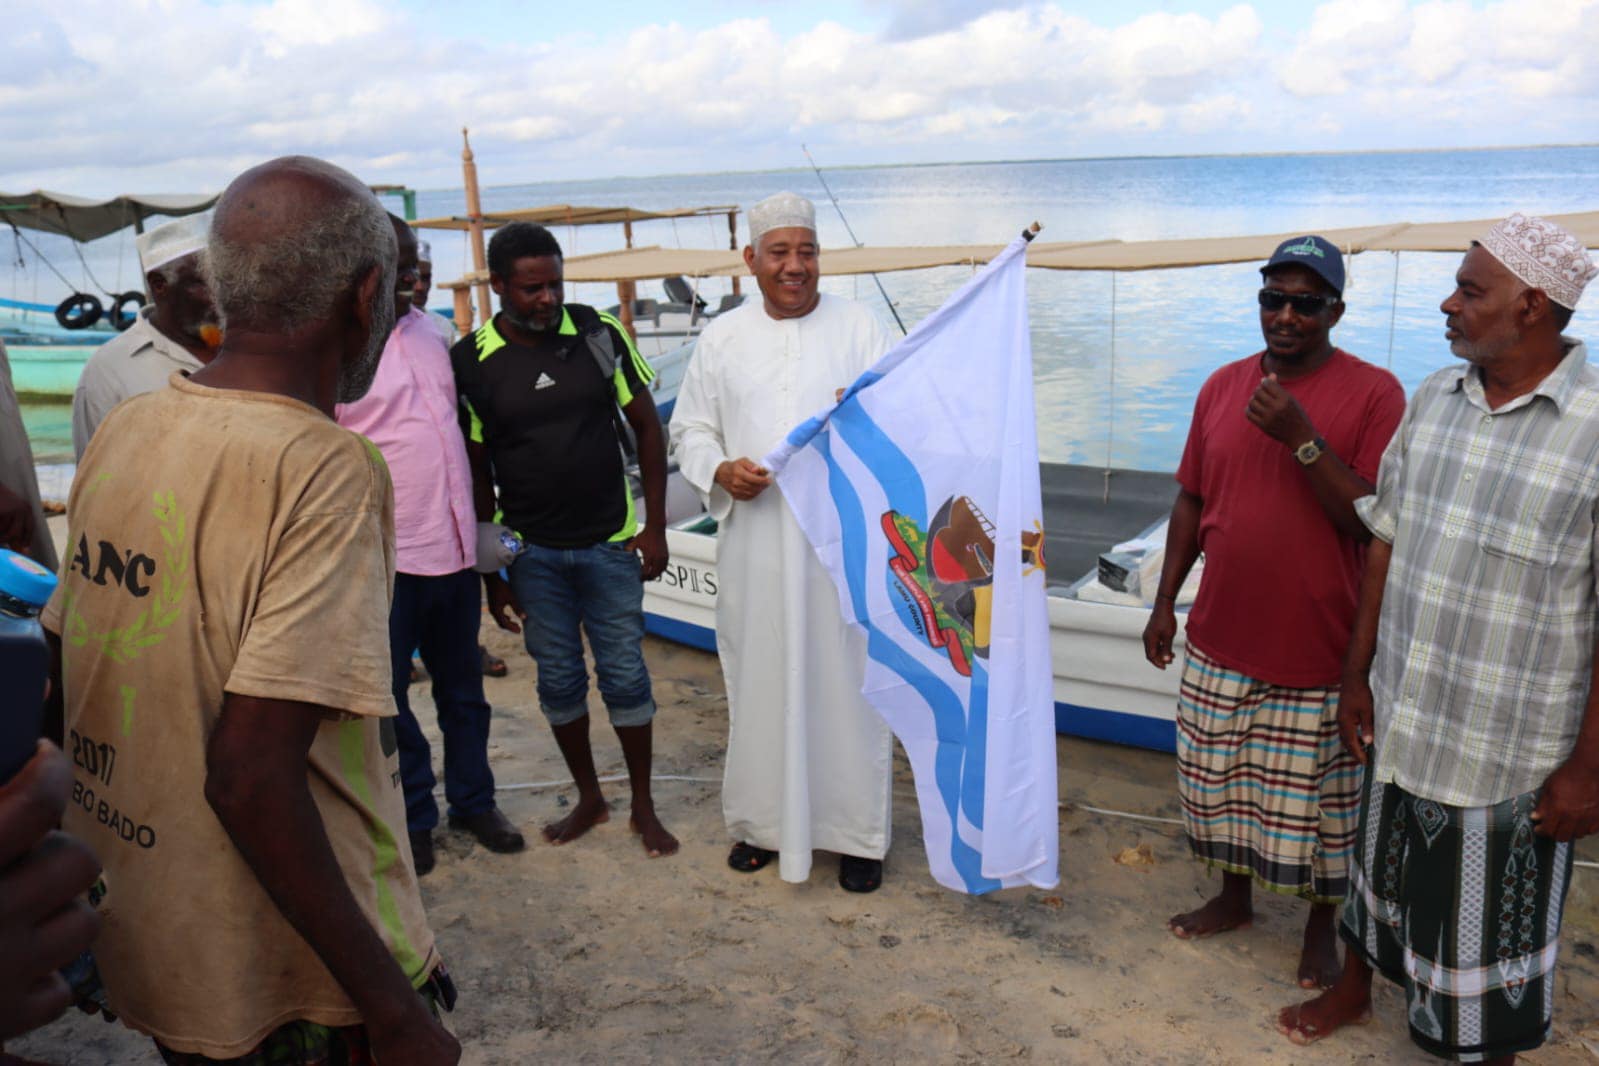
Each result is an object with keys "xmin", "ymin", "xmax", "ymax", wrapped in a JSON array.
[
  {"xmin": 465, "ymin": 777, "xmax": 1599, "ymax": 869},
  {"xmin": 433, "ymin": 773, "xmax": 720, "ymax": 796},
  {"xmin": 1061, "ymin": 801, "xmax": 1599, "ymax": 871},
  {"xmin": 1068, "ymin": 803, "xmax": 1184, "ymax": 827}
]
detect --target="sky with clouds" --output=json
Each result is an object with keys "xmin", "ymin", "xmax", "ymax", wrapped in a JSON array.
[{"xmin": 1, "ymin": 0, "xmax": 1595, "ymax": 196}]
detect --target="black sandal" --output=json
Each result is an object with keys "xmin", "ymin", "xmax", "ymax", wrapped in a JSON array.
[
  {"xmin": 838, "ymin": 855, "xmax": 883, "ymax": 893},
  {"xmin": 727, "ymin": 841, "xmax": 777, "ymax": 872}
]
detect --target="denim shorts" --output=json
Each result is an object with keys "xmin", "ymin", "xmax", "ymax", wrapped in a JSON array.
[{"xmin": 507, "ymin": 540, "xmax": 655, "ymax": 727}]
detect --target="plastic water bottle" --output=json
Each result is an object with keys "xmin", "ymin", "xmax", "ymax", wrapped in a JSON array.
[{"xmin": 0, "ymin": 547, "xmax": 56, "ymax": 782}]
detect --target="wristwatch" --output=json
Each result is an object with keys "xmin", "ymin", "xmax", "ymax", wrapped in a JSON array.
[{"xmin": 1294, "ymin": 436, "xmax": 1327, "ymax": 466}]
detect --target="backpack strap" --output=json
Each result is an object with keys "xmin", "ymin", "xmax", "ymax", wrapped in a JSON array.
[{"xmin": 565, "ymin": 304, "xmax": 635, "ymax": 457}]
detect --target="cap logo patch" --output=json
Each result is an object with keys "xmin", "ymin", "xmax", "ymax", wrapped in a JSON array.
[{"xmin": 1282, "ymin": 237, "xmax": 1325, "ymax": 259}]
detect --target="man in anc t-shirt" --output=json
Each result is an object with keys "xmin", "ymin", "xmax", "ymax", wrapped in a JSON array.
[
  {"xmin": 1142, "ymin": 235, "xmax": 1405, "ymax": 990},
  {"xmin": 43, "ymin": 157, "xmax": 457, "ymax": 1064},
  {"xmin": 452, "ymin": 222, "xmax": 677, "ymax": 858}
]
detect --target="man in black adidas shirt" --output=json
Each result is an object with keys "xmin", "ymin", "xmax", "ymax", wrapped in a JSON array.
[{"xmin": 452, "ymin": 222, "xmax": 677, "ymax": 858}]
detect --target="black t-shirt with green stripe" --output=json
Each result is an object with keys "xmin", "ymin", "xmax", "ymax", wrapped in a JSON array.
[{"xmin": 450, "ymin": 304, "xmax": 654, "ymax": 549}]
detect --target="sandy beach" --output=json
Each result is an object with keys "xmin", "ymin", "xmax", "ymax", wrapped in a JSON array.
[{"xmin": 15, "ymin": 602, "xmax": 1599, "ymax": 1065}]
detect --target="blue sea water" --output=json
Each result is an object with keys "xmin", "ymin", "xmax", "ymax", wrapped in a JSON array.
[{"xmin": 11, "ymin": 146, "xmax": 1598, "ymax": 469}]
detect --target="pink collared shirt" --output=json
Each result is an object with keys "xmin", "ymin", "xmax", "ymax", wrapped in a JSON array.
[{"xmin": 337, "ymin": 307, "xmax": 476, "ymax": 576}]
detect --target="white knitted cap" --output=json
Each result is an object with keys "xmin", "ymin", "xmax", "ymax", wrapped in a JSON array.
[
  {"xmin": 136, "ymin": 213, "xmax": 208, "ymax": 274},
  {"xmin": 748, "ymin": 192, "xmax": 816, "ymax": 245},
  {"xmin": 1479, "ymin": 213, "xmax": 1596, "ymax": 311}
]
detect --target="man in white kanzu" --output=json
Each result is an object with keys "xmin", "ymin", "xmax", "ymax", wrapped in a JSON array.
[{"xmin": 671, "ymin": 192, "xmax": 897, "ymax": 892}]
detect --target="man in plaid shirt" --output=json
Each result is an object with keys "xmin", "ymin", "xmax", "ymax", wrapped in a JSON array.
[{"xmin": 1280, "ymin": 213, "xmax": 1599, "ymax": 1064}]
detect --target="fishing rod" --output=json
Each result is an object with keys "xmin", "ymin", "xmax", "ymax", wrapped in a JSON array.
[{"xmin": 800, "ymin": 144, "xmax": 908, "ymax": 335}]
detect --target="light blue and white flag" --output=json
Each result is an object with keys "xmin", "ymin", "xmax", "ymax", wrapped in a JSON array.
[{"xmin": 762, "ymin": 233, "xmax": 1058, "ymax": 893}]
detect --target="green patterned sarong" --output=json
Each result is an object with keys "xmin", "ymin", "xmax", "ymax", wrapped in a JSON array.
[{"xmin": 1342, "ymin": 771, "xmax": 1574, "ymax": 1062}]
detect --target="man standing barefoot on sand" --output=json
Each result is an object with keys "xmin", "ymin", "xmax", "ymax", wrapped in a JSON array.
[
  {"xmin": 455, "ymin": 222, "xmax": 677, "ymax": 858},
  {"xmin": 1279, "ymin": 216, "xmax": 1599, "ymax": 1063},
  {"xmin": 1144, "ymin": 235, "xmax": 1403, "ymax": 987}
]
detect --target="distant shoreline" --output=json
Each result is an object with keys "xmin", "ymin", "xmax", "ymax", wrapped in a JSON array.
[{"xmin": 469, "ymin": 141, "xmax": 1599, "ymax": 195}]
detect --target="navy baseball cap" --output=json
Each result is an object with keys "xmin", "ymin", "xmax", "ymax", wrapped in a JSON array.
[{"xmin": 1261, "ymin": 235, "xmax": 1344, "ymax": 296}]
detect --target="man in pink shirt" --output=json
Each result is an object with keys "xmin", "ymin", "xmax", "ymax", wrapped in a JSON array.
[{"xmin": 338, "ymin": 215, "xmax": 524, "ymax": 874}]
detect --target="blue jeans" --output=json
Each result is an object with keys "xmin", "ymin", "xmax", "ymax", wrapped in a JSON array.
[
  {"xmin": 507, "ymin": 541, "xmax": 655, "ymax": 728},
  {"xmin": 389, "ymin": 569, "xmax": 495, "ymax": 832}
]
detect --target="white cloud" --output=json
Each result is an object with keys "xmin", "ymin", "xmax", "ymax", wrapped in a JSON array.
[
  {"xmin": 250, "ymin": 0, "xmax": 386, "ymax": 56},
  {"xmin": 1278, "ymin": 0, "xmax": 1413, "ymax": 96},
  {"xmin": 864, "ymin": 0, "xmax": 1019, "ymax": 40},
  {"xmin": 1277, "ymin": 0, "xmax": 1599, "ymax": 121},
  {"xmin": 0, "ymin": 1, "xmax": 1594, "ymax": 197}
]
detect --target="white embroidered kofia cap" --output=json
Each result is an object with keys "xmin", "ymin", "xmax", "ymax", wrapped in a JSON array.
[
  {"xmin": 136, "ymin": 213, "xmax": 209, "ymax": 274},
  {"xmin": 1479, "ymin": 213, "xmax": 1597, "ymax": 310},
  {"xmin": 748, "ymin": 192, "xmax": 816, "ymax": 245}
]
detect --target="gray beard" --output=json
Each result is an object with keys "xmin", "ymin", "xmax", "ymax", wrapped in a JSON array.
[
  {"xmin": 337, "ymin": 285, "xmax": 397, "ymax": 403},
  {"xmin": 503, "ymin": 308, "xmax": 554, "ymax": 334}
]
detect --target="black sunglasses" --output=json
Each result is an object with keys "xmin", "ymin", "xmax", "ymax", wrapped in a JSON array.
[{"xmin": 1259, "ymin": 288, "xmax": 1339, "ymax": 315}]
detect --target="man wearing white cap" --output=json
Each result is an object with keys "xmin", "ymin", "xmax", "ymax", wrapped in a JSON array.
[
  {"xmin": 1280, "ymin": 213, "xmax": 1599, "ymax": 1063},
  {"xmin": 671, "ymin": 192, "xmax": 898, "ymax": 892},
  {"xmin": 71, "ymin": 213, "xmax": 219, "ymax": 458},
  {"xmin": 413, "ymin": 239, "xmax": 457, "ymax": 347}
]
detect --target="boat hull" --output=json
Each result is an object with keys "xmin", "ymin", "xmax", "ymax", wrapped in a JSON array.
[
  {"xmin": 1048, "ymin": 593, "xmax": 1184, "ymax": 753},
  {"xmin": 641, "ymin": 525, "xmax": 1186, "ymax": 753},
  {"xmin": 8, "ymin": 344, "xmax": 99, "ymax": 397},
  {"xmin": 643, "ymin": 525, "xmax": 719, "ymax": 652}
]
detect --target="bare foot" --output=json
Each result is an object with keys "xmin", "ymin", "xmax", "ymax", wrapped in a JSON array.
[
  {"xmin": 1298, "ymin": 906, "xmax": 1341, "ymax": 989},
  {"xmin": 542, "ymin": 795, "xmax": 610, "ymax": 844},
  {"xmin": 629, "ymin": 806, "xmax": 680, "ymax": 858},
  {"xmin": 1168, "ymin": 893, "xmax": 1253, "ymax": 939},
  {"xmin": 1276, "ymin": 986, "xmax": 1371, "ymax": 1046}
]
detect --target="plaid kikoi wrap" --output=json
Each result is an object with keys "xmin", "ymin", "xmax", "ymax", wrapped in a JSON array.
[
  {"xmin": 1175, "ymin": 643, "xmax": 1362, "ymax": 902},
  {"xmin": 1342, "ymin": 772, "xmax": 1574, "ymax": 1062}
]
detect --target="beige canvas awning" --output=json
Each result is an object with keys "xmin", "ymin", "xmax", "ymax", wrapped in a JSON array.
[
  {"xmin": 1029, "ymin": 213, "xmax": 1599, "ymax": 270},
  {"xmin": 414, "ymin": 203, "xmax": 737, "ymax": 232},
  {"xmin": 439, "ymin": 211, "xmax": 1599, "ymax": 289},
  {"xmin": 0, "ymin": 190, "xmax": 218, "ymax": 242},
  {"xmin": 441, "ymin": 240, "xmax": 1113, "ymax": 288}
]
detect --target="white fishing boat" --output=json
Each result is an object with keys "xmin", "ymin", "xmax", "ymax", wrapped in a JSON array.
[
  {"xmin": 498, "ymin": 210, "xmax": 1597, "ymax": 753},
  {"xmin": 638, "ymin": 465, "xmax": 1188, "ymax": 751},
  {"xmin": 424, "ymin": 134, "xmax": 1599, "ymax": 753},
  {"xmin": 0, "ymin": 186, "xmax": 436, "ymax": 397},
  {"xmin": 0, "ymin": 190, "xmax": 219, "ymax": 396}
]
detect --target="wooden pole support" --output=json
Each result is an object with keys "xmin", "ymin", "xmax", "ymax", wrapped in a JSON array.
[
  {"xmin": 453, "ymin": 286, "xmax": 474, "ymax": 334},
  {"xmin": 461, "ymin": 128, "xmax": 492, "ymax": 325},
  {"xmin": 616, "ymin": 219, "xmax": 637, "ymax": 340}
]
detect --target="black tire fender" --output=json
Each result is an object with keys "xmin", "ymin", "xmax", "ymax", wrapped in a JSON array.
[
  {"xmin": 108, "ymin": 291, "xmax": 146, "ymax": 331},
  {"xmin": 55, "ymin": 292, "xmax": 103, "ymax": 330}
]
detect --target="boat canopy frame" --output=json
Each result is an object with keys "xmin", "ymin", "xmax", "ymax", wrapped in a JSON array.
[
  {"xmin": 0, "ymin": 190, "xmax": 218, "ymax": 242},
  {"xmin": 440, "ymin": 210, "xmax": 1599, "ymax": 287}
]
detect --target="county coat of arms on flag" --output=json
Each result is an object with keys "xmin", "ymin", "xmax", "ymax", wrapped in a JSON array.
[{"xmin": 763, "ymin": 231, "xmax": 1058, "ymax": 893}]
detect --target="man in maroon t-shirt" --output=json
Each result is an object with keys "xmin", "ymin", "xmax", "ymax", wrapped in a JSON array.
[{"xmin": 1142, "ymin": 235, "xmax": 1405, "ymax": 990}]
